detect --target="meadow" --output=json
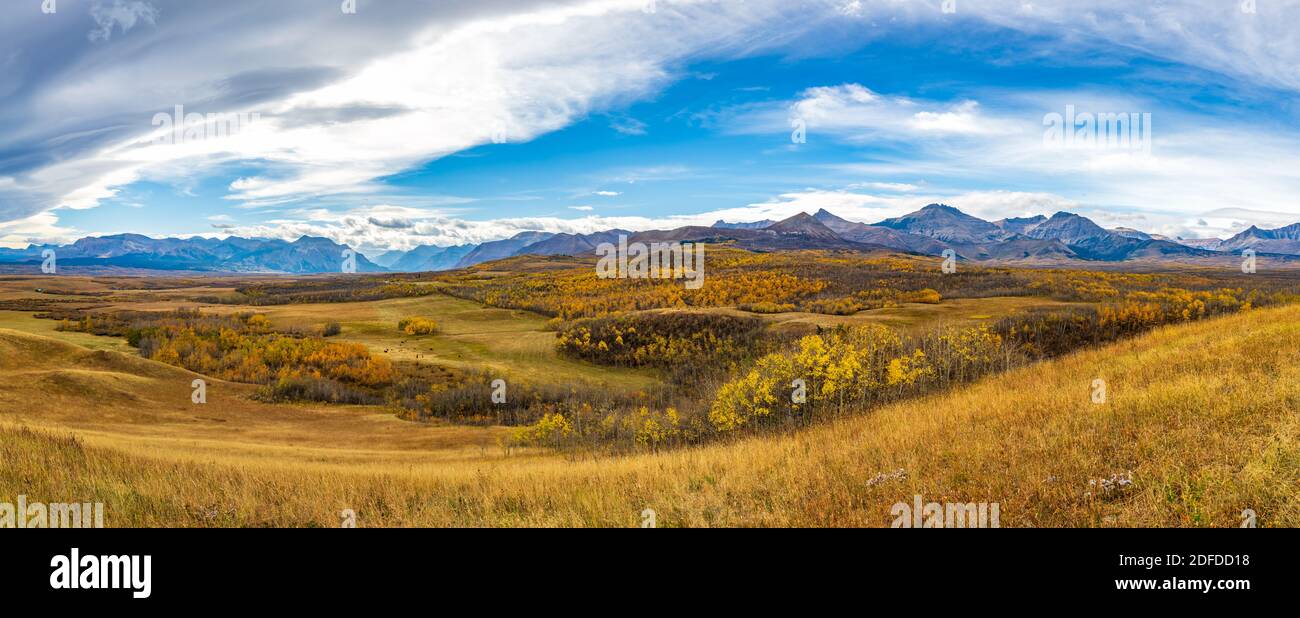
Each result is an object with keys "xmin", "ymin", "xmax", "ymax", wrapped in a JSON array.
[
  {"xmin": 0, "ymin": 303, "xmax": 1295, "ymax": 527},
  {"xmin": 0, "ymin": 252, "xmax": 1297, "ymax": 526}
]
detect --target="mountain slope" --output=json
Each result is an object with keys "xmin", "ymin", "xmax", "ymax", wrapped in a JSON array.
[
  {"xmin": 0, "ymin": 234, "xmax": 383, "ymax": 273},
  {"xmin": 814, "ymin": 209, "xmax": 950, "ymax": 255},
  {"xmin": 994, "ymin": 215, "xmax": 1047, "ymax": 236},
  {"xmin": 455, "ymin": 231, "xmax": 556, "ymax": 267},
  {"xmin": 389, "ymin": 244, "xmax": 476, "ymax": 272},
  {"xmin": 624, "ymin": 222, "xmax": 873, "ymax": 252},
  {"xmin": 6, "ymin": 206, "xmax": 1296, "ymax": 272},
  {"xmin": 764, "ymin": 212, "xmax": 844, "ymax": 241},
  {"xmin": 712, "ymin": 219, "xmax": 775, "ymax": 230},
  {"xmin": 1024, "ymin": 212, "xmax": 1205, "ymax": 261},
  {"xmin": 874, "ymin": 203, "xmax": 1007, "ymax": 243},
  {"xmin": 514, "ymin": 230, "xmax": 631, "ymax": 257},
  {"xmin": 947, "ymin": 237, "xmax": 1079, "ymax": 261},
  {"xmin": 1110, "ymin": 227, "xmax": 1152, "ymax": 241},
  {"xmin": 1217, "ymin": 224, "xmax": 1300, "ymax": 255},
  {"xmin": 1023, "ymin": 211, "xmax": 1111, "ymax": 245},
  {"xmin": 370, "ymin": 250, "xmax": 407, "ymax": 268},
  {"xmin": 225, "ymin": 236, "xmax": 385, "ymax": 273}
]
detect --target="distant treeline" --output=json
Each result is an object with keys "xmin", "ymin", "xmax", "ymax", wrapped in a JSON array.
[
  {"xmin": 196, "ymin": 277, "xmax": 439, "ymax": 306},
  {"xmin": 434, "ymin": 248, "xmax": 1300, "ymax": 320}
]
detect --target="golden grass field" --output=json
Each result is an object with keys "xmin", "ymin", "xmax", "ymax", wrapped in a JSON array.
[
  {"xmin": 215, "ymin": 294, "xmax": 661, "ymax": 391},
  {"xmin": 1, "ymin": 296, "xmax": 1295, "ymax": 527}
]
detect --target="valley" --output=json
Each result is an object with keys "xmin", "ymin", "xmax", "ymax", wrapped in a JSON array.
[
  {"xmin": 1, "ymin": 297, "xmax": 1295, "ymax": 527},
  {"xmin": 0, "ymin": 237, "xmax": 1296, "ymax": 525}
]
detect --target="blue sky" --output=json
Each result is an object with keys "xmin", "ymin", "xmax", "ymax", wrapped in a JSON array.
[{"xmin": 3, "ymin": 0, "xmax": 1300, "ymax": 253}]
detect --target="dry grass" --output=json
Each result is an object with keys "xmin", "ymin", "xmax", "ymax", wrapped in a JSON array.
[
  {"xmin": 2, "ymin": 303, "xmax": 1296, "ymax": 527},
  {"xmin": 112, "ymin": 292, "xmax": 660, "ymax": 391}
]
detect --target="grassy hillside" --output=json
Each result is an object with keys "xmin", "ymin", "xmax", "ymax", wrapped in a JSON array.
[
  {"xmin": 1, "ymin": 303, "xmax": 1296, "ymax": 527},
  {"xmin": 0, "ymin": 329, "xmax": 514, "ymax": 463},
  {"xmin": 237, "ymin": 293, "xmax": 660, "ymax": 391}
]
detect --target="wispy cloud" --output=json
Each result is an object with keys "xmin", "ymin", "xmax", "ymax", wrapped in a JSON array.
[
  {"xmin": 609, "ymin": 116, "xmax": 648, "ymax": 136},
  {"xmin": 4, "ymin": 0, "xmax": 1300, "ymax": 246},
  {"xmin": 0, "ymin": 0, "xmax": 819, "ymax": 224},
  {"xmin": 88, "ymin": 0, "xmax": 159, "ymax": 43}
]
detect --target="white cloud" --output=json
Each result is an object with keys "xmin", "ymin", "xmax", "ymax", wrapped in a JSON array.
[
  {"xmin": 755, "ymin": 84, "xmax": 1300, "ymax": 228},
  {"xmin": 12, "ymin": 0, "xmax": 817, "ymax": 221},
  {"xmin": 907, "ymin": 100, "xmax": 1003, "ymax": 136},
  {"xmin": 7, "ymin": 0, "xmax": 1300, "ymax": 242},
  {"xmin": 569, "ymin": 205, "xmax": 594, "ymax": 211},
  {"xmin": 0, "ymin": 212, "xmax": 81, "ymax": 247},
  {"xmin": 731, "ymin": 83, "xmax": 1017, "ymax": 144},
  {"xmin": 212, "ymin": 204, "xmax": 678, "ymax": 254},
  {"xmin": 837, "ymin": 1, "xmax": 864, "ymax": 17},
  {"xmin": 713, "ymin": 188, "xmax": 1082, "ymax": 227},
  {"xmin": 966, "ymin": 0, "xmax": 1300, "ymax": 94},
  {"xmin": 848, "ymin": 182, "xmax": 920, "ymax": 192},
  {"xmin": 88, "ymin": 0, "xmax": 159, "ymax": 43},
  {"xmin": 609, "ymin": 116, "xmax": 648, "ymax": 136},
  {"xmin": 1178, "ymin": 207, "xmax": 1300, "ymax": 240}
]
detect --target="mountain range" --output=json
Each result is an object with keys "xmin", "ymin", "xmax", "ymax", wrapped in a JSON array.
[
  {"xmin": 0, "ymin": 233, "xmax": 384, "ymax": 273},
  {"xmin": 2, "ymin": 204, "xmax": 1297, "ymax": 273},
  {"xmin": 372, "ymin": 244, "xmax": 476, "ymax": 272},
  {"xmin": 1187, "ymin": 223, "xmax": 1300, "ymax": 255}
]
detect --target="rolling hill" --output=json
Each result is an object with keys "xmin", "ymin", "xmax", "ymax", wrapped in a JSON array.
[{"xmin": 2, "ymin": 301, "xmax": 1295, "ymax": 527}]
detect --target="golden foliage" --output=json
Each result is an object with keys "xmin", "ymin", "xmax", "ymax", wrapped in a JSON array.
[{"xmin": 398, "ymin": 317, "xmax": 440, "ymax": 335}]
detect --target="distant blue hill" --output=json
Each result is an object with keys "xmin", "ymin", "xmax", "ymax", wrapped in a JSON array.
[{"xmin": 0, "ymin": 234, "xmax": 385, "ymax": 274}]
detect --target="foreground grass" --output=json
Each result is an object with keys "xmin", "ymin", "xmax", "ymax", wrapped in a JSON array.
[
  {"xmin": 2, "ymin": 304, "xmax": 1297, "ymax": 527},
  {"xmin": 0, "ymin": 310, "xmax": 133, "ymax": 353}
]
